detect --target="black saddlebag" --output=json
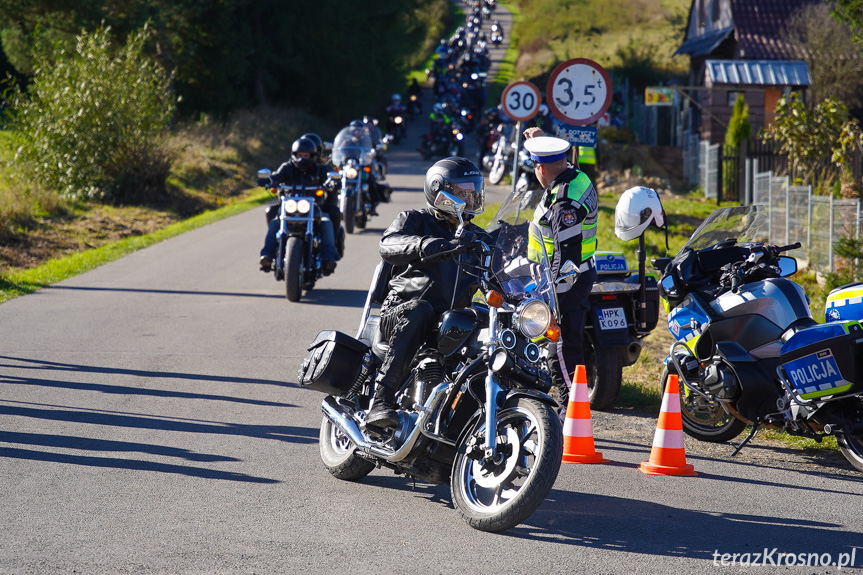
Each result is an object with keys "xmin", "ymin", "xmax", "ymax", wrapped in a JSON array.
[{"xmin": 298, "ymin": 330, "xmax": 368, "ymax": 395}]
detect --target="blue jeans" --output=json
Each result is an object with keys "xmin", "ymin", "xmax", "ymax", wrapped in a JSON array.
[{"xmin": 260, "ymin": 216, "xmax": 338, "ymax": 262}]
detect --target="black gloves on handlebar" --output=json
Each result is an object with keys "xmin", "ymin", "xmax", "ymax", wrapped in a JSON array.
[
  {"xmin": 421, "ymin": 238, "xmax": 461, "ymax": 259},
  {"xmin": 257, "ymin": 177, "xmax": 273, "ymax": 187}
]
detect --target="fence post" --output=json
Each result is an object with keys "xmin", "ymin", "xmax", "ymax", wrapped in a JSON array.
[
  {"xmin": 768, "ymin": 173, "xmax": 772, "ymax": 241},
  {"xmin": 807, "ymin": 185, "xmax": 812, "ymax": 265},
  {"xmin": 785, "ymin": 183, "xmax": 790, "ymax": 246},
  {"xmin": 738, "ymin": 140, "xmax": 748, "ymax": 204}
]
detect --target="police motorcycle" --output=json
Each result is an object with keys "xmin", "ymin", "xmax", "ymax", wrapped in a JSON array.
[
  {"xmin": 256, "ymin": 168, "xmax": 341, "ymax": 303},
  {"xmin": 300, "ymin": 189, "xmax": 570, "ymax": 531},
  {"xmin": 331, "ymin": 125, "xmax": 376, "ymax": 234},
  {"xmin": 655, "ymin": 204, "xmax": 863, "ymax": 471}
]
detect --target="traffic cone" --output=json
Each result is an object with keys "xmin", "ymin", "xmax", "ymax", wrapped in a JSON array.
[
  {"xmin": 562, "ymin": 365, "xmax": 607, "ymax": 464},
  {"xmin": 639, "ymin": 374, "xmax": 697, "ymax": 476}
]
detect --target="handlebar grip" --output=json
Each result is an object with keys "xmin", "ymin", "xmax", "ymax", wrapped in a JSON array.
[
  {"xmin": 731, "ymin": 272, "xmax": 741, "ymax": 293},
  {"xmin": 777, "ymin": 242, "xmax": 802, "ymax": 253}
]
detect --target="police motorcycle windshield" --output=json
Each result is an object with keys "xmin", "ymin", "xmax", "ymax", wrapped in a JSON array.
[
  {"xmin": 684, "ymin": 205, "xmax": 769, "ymax": 251},
  {"xmin": 332, "ymin": 126, "xmax": 374, "ymax": 167},
  {"xmin": 486, "ymin": 188, "xmax": 558, "ymax": 321}
]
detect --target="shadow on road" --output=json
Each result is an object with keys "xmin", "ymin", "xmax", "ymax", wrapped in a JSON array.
[{"xmin": 513, "ymin": 491, "xmax": 859, "ymax": 561}]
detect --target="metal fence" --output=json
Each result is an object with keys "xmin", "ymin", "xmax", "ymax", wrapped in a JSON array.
[{"xmin": 747, "ymin": 163, "xmax": 862, "ymax": 274}]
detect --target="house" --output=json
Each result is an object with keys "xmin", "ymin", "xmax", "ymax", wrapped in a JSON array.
[{"xmin": 675, "ymin": 0, "xmax": 815, "ymax": 145}]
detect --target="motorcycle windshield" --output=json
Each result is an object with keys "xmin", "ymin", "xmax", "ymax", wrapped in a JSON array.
[
  {"xmin": 332, "ymin": 127, "xmax": 374, "ymax": 167},
  {"xmin": 684, "ymin": 205, "xmax": 770, "ymax": 251},
  {"xmin": 486, "ymin": 189, "xmax": 558, "ymax": 320}
]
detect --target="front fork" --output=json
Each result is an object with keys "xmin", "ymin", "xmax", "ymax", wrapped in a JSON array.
[{"xmin": 482, "ymin": 305, "xmax": 506, "ymax": 463}]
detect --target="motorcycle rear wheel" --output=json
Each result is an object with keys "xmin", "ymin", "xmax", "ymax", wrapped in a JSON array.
[
  {"xmin": 285, "ymin": 237, "xmax": 302, "ymax": 302},
  {"xmin": 585, "ymin": 335, "xmax": 622, "ymax": 410},
  {"xmin": 451, "ymin": 397, "xmax": 562, "ymax": 532},
  {"xmin": 662, "ymin": 367, "xmax": 747, "ymax": 442},
  {"xmin": 319, "ymin": 416, "xmax": 375, "ymax": 480}
]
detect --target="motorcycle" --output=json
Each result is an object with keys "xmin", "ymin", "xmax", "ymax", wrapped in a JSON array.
[
  {"xmin": 490, "ymin": 26, "xmax": 503, "ymax": 46},
  {"xmin": 300, "ymin": 188, "xmax": 571, "ymax": 531},
  {"xmin": 655, "ymin": 204, "xmax": 863, "ymax": 471},
  {"xmin": 408, "ymin": 93, "xmax": 422, "ymax": 119},
  {"xmin": 332, "ymin": 125, "xmax": 376, "ymax": 234},
  {"xmin": 386, "ymin": 108, "xmax": 407, "ymax": 144},
  {"xmin": 514, "ymin": 147, "xmax": 539, "ymax": 193},
  {"xmin": 418, "ymin": 122, "xmax": 465, "ymax": 160},
  {"xmin": 485, "ymin": 124, "xmax": 515, "ymax": 185},
  {"xmin": 257, "ymin": 170, "xmax": 340, "ymax": 302}
]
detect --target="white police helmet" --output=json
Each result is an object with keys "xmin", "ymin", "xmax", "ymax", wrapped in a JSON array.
[{"xmin": 614, "ymin": 186, "xmax": 665, "ymax": 241}]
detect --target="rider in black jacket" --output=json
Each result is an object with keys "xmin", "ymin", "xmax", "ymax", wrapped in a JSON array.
[{"xmin": 367, "ymin": 157, "xmax": 487, "ymax": 427}]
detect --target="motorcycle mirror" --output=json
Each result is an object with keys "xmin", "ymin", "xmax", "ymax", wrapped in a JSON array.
[
  {"xmin": 433, "ymin": 191, "xmax": 466, "ymax": 234},
  {"xmin": 257, "ymin": 168, "xmax": 272, "ymax": 180},
  {"xmin": 327, "ymin": 171, "xmax": 341, "ymax": 181},
  {"xmin": 778, "ymin": 256, "xmax": 797, "ymax": 277},
  {"xmin": 556, "ymin": 260, "xmax": 580, "ymax": 286},
  {"xmin": 323, "ymin": 141, "xmax": 333, "ymax": 152}
]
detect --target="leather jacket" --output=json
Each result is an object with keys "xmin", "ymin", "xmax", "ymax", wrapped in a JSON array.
[
  {"xmin": 270, "ymin": 162, "xmax": 336, "ymax": 206},
  {"xmin": 379, "ymin": 208, "xmax": 488, "ymax": 316}
]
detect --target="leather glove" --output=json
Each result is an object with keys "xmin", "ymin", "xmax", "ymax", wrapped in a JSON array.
[
  {"xmin": 421, "ymin": 237, "xmax": 459, "ymax": 259},
  {"xmin": 257, "ymin": 177, "xmax": 273, "ymax": 187}
]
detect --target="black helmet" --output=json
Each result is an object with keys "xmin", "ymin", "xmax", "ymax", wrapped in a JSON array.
[
  {"xmin": 300, "ymin": 133, "xmax": 323, "ymax": 157},
  {"xmin": 424, "ymin": 157, "xmax": 484, "ymax": 217},
  {"xmin": 291, "ymin": 137, "xmax": 317, "ymax": 171},
  {"xmin": 349, "ymin": 120, "xmax": 364, "ymax": 128}
]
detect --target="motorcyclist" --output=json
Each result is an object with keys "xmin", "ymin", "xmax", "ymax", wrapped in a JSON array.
[
  {"xmin": 406, "ymin": 78, "xmax": 422, "ymax": 116},
  {"xmin": 258, "ymin": 137, "xmax": 340, "ymax": 274},
  {"xmin": 366, "ymin": 157, "xmax": 488, "ymax": 428},
  {"xmin": 385, "ymin": 94, "xmax": 407, "ymax": 139}
]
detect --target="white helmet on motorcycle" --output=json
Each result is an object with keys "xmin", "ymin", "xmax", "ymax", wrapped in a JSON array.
[{"xmin": 614, "ymin": 186, "xmax": 665, "ymax": 241}]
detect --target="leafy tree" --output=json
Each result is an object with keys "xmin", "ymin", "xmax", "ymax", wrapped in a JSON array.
[
  {"xmin": 723, "ymin": 94, "xmax": 751, "ymax": 198},
  {"xmin": 763, "ymin": 93, "xmax": 863, "ymax": 192},
  {"xmin": 5, "ymin": 26, "xmax": 175, "ymax": 201}
]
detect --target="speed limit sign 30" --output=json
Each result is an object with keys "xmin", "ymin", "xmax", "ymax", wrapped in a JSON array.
[
  {"xmin": 501, "ymin": 81, "xmax": 541, "ymax": 122},
  {"xmin": 546, "ymin": 58, "xmax": 612, "ymax": 126}
]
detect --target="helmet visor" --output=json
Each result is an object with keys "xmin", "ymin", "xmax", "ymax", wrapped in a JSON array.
[{"xmin": 442, "ymin": 175, "xmax": 484, "ymax": 215}]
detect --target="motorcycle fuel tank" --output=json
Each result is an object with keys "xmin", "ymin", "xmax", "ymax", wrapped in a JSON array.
[
  {"xmin": 710, "ymin": 278, "xmax": 811, "ymax": 330},
  {"xmin": 437, "ymin": 309, "xmax": 480, "ymax": 357}
]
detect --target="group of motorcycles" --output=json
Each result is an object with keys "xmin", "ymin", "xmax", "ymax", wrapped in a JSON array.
[
  {"xmin": 298, "ymin": 185, "xmax": 863, "ymax": 533},
  {"xmin": 417, "ymin": 1, "xmax": 495, "ymax": 160},
  {"xmin": 256, "ymin": 120, "xmax": 393, "ymax": 302}
]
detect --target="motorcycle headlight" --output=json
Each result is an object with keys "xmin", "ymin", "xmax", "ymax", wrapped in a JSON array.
[
  {"xmin": 284, "ymin": 199, "xmax": 298, "ymax": 213},
  {"xmin": 297, "ymin": 199, "xmax": 312, "ymax": 214},
  {"xmin": 514, "ymin": 299, "xmax": 552, "ymax": 339},
  {"xmin": 344, "ymin": 167, "xmax": 359, "ymax": 179},
  {"xmin": 394, "ymin": 116, "xmax": 403, "ymax": 124}
]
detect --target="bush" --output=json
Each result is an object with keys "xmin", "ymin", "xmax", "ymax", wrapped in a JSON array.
[{"xmin": 5, "ymin": 26, "xmax": 175, "ymax": 203}]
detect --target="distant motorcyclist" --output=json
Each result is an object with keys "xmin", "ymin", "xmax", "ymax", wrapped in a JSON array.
[
  {"xmin": 258, "ymin": 137, "xmax": 340, "ymax": 274},
  {"xmin": 367, "ymin": 157, "xmax": 488, "ymax": 427},
  {"xmin": 385, "ymin": 94, "xmax": 407, "ymax": 140}
]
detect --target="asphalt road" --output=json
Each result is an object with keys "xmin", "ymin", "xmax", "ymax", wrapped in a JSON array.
[{"xmin": 2, "ymin": 9, "xmax": 863, "ymax": 575}]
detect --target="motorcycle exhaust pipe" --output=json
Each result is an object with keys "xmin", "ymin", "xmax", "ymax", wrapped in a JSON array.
[
  {"xmin": 321, "ymin": 382, "xmax": 451, "ymax": 463},
  {"xmin": 624, "ymin": 339, "xmax": 643, "ymax": 367}
]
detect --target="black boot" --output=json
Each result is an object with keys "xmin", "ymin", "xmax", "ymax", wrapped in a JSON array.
[{"xmin": 366, "ymin": 384, "xmax": 398, "ymax": 428}]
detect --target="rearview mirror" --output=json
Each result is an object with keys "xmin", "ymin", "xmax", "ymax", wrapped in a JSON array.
[
  {"xmin": 434, "ymin": 191, "xmax": 466, "ymax": 235},
  {"xmin": 778, "ymin": 256, "xmax": 797, "ymax": 277},
  {"xmin": 257, "ymin": 168, "xmax": 272, "ymax": 180},
  {"xmin": 556, "ymin": 260, "xmax": 580, "ymax": 286}
]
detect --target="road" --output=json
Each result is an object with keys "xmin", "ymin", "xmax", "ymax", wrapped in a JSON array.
[{"xmin": 2, "ymin": 8, "xmax": 863, "ymax": 575}]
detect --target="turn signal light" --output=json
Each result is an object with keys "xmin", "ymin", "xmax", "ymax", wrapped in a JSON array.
[
  {"xmin": 316, "ymin": 189, "xmax": 324, "ymax": 197},
  {"xmin": 486, "ymin": 290, "xmax": 504, "ymax": 308},
  {"xmin": 545, "ymin": 323, "xmax": 561, "ymax": 342},
  {"xmin": 364, "ymin": 166, "xmax": 371, "ymax": 173},
  {"xmin": 270, "ymin": 188, "xmax": 278, "ymax": 195}
]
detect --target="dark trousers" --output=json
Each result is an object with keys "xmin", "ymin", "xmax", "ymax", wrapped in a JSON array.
[
  {"xmin": 377, "ymin": 294, "xmax": 434, "ymax": 393},
  {"xmin": 549, "ymin": 267, "xmax": 597, "ymax": 392}
]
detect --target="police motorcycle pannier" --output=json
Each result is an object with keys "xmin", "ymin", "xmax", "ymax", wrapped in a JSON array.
[{"xmin": 298, "ymin": 330, "xmax": 368, "ymax": 395}]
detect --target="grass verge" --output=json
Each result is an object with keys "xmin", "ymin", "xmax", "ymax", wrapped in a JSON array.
[{"xmin": 0, "ymin": 189, "xmax": 270, "ymax": 304}]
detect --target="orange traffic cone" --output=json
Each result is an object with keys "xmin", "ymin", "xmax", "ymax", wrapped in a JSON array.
[
  {"xmin": 639, "ymin": 374, "xmax": 697, "ymax": 476},
  {"xmin": 562, "ymin": 365, "xmax": 607, "ymax": 464}
]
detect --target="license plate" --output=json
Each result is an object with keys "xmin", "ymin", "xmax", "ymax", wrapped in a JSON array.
[{"xmin": 597, "ymin": 307, "xmax": 627, "ymax": 331}]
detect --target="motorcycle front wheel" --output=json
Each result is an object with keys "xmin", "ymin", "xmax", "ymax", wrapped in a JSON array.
[
  {"xmin": 451, "ymin": 396, "xmax": 563, "ymax": 532},
  {"xmin": 319, "ymin": 416, "xmax": 375, "ymax": 480},
  {"xmin": 488, "ymin": 156, "xmax": 505, "ymax": 185},
  {"xmin": 661, "ymin": 367, "xmax": 747, "ymax": 442},
  {"xmin": 585, "ymin": 335, "xmax": 622, "ymax": 411},
  {"xmin": 285, "ymin": 236, "xmax": 303, "ymax": 302},
  {"xmin": 344, "ymin": 206, "xmax": 355, "ymax": 234}
]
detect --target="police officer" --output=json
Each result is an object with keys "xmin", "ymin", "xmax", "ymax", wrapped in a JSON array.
[
  {"xmin": 366, "ymin": 157, "xmax": 487, "ymax": 428},
  {"xmin": 523, "ymin": 130, "xmax": 598, "ymax": 418}
]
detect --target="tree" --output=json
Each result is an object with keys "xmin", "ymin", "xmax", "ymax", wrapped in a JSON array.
[
  {"xmin": 5, "ymin": 26, "xmax": 175, "ymax": 201},
  {"xmin": 785, "ymin": 2, "xmax": 863, "ymax": 111}
]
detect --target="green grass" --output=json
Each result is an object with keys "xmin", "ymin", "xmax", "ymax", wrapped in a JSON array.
[{"xmin": 0, "ymin": 190, "xmax": 270, "ymax": 304}]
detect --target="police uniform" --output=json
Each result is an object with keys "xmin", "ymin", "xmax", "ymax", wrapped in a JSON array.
[{"xmin": 524, "ymin": 136, "xmax": 599, "ymax": 402}]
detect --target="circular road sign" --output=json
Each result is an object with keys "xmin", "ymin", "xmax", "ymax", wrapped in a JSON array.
[
  {"xmin": 501, "ymin": 81, "xmax": 541, "ymax": 122},
  {"xmin": 546, "ymin": 58, "xmax": 612, "ymax": 126}
]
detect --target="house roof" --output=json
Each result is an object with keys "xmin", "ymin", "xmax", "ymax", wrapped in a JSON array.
[
  {"xmin": 675, "ymin": 26, "xmax": 734, "ymax": 57},
  {"xmin": 705, "ymin": 59, "xmax": 811, "ymax": 87},
  {"xmin": 730, "ymin": 0, "xmax": 818, "ymax": 59}
]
